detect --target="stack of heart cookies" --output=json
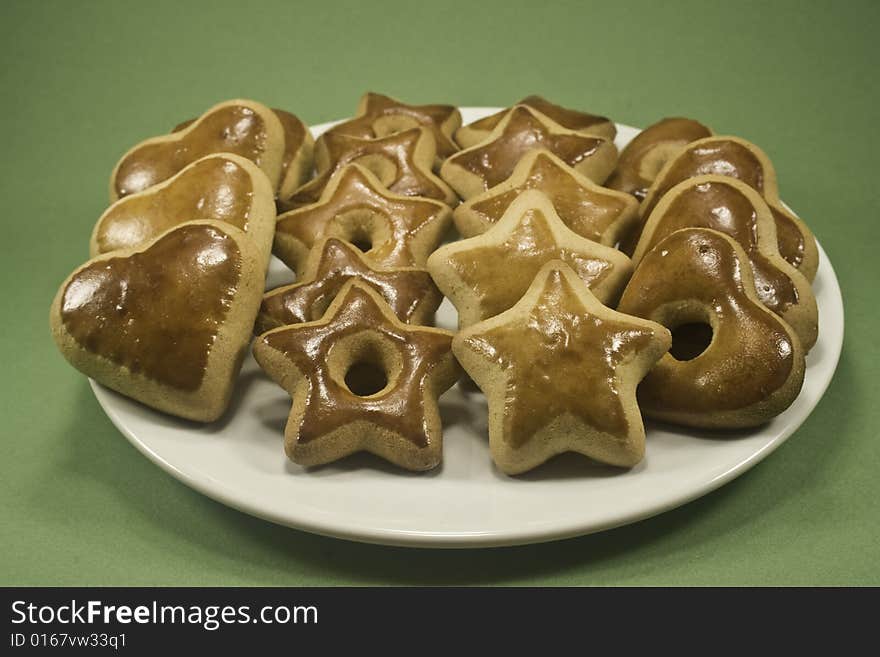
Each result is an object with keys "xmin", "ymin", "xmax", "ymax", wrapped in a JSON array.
[{"xmin": 51, "ymin": 93, "xmax": 819, "ymax": 477}]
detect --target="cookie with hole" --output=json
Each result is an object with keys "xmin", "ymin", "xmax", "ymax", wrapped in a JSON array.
[
  {"xmin": 255, "ymin": 238, "xmax": 442, "ymax": 334},
  {"xmin": 440, "ymin": 105, "xmax": 618, "ymax": 201},
  {"xmin": 452, "ymin": 261, "xmax": 670, "ymax": 475},
  {"xmin": 273, "ymin": 164, "xmax": 452, "ymax": 279},
  {"xmin": 110, "ymin": 99, "xmax": 286, "ymax": 202},
  {"xmin": 617, "ymin": 227, "xmax": 806, "ymax": 429},
  {"xmin": 631, "ymin": 175, "xmax": 817, "ymax": 351},
  {"xmin": 454, "ymin": 95, "xmax": 616, "ymax": 148},
  {"xmin": 253, "ymin": 281, "xmax": 461, "ymax": 471}
]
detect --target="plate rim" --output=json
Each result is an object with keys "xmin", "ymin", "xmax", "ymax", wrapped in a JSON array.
[{"xmin": 89, "ymin": 110, "xmax": 845, "ymax": 548}]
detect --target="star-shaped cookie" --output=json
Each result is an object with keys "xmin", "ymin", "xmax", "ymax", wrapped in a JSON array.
[
  {"xmin": 453, "ymin": 261, "xmax": 670, "ymax": 474},
  {"xmin": 427, "ymin": 190, "xmax": 633, "ymax": 328},
  {"xmin": 274, "ymin": 164, "xmax": 453, "ymax": 278},
  {"xmin": 256, "ymin": 238, "xmax": 443, "ymax": 334},
  {"xmin": 282, "ymin": 127, "xmax": 457, "ymax": 208},
  {"xmin": 253, "ymin": 281, "xmax": 460, "ymax": 471},
  {"xmin": 455, "ymin": 95, "xmax": 616, "ymax": 148},
  {"xmin": 324, "ymin": 92, "xmax": 461, "ymax": 160},
  {"xmin": 440, "ymin": 106, "xmax": 618, "ymax": 200},
  {"xmin": 454, "ymin": 149, "xmax": 638, "ymax": 244}
]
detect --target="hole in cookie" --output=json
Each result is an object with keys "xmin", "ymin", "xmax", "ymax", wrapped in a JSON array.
[
  {"xmin": 344, "ymin": 361, "xmax": 389, "ymax": 397},
  {"xmin": 670, "ymin": 323, "xmax": 713, "ymax": 361},
  {"xmin": 350, "ymin": 154, "xmax": 398, "ymax": 187},
  {"xmin": 349, "ymin": 233, "xmax": 373, "ymax": 253},
  {"xmin": 331, "ymin": 209, "xmax": 392, "ymax": 256}
]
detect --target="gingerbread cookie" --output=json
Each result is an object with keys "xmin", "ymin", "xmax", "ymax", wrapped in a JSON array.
[
  {"xmin": 91, "ymin": 154, "xmax": 276, "ymax": 271},
  {"xmin": 440, "ymin": 106, "xmax": 618, "ymax": 200},
  {"xmin": 427, "ymin": 190, "xmax": 633, "ymax": 328},
  {"xmin": 253, "ymin": 281, "xmax": 460, "ymax": 471},
  {"xmin": 453, "ymin": 149, "xmax": 638, "ymax": 244},
  {"xmin": 51, "ymin": 221, "xmax": 265, "ymax": 422},
  {"xmin": 453, "ymin": 261, "xmax": 670, "ymax": 474},
  {"xmin": 632, "ymin": 175, "xmax": 818, "ymax": 350},
  {"xmin": 256, "ymin": 238, "xmax": 442, "ymax": 334},
  {"xmin": 110, "ymin": 99, "xmax": 285, "ymax": 202},
  {"xmin": 454, "ymin": 95, "xmax": 616, "ymax": 148},
  {"xmin": 606, "ymin": 117, "xmax": 712, "ymax": 201},
  {"xmin": 282, "ymin": 127, "xmax": 457, "ymax": 208},
  {"xmin": 324, "ymin": 92, "xmax": 461, "ymax": 161},
  {"xmin": 618, "ymin": 228, "xmax": 806, "ymax": 428},
  {"xmin": 174, "ymin": 107, "xmax": 315, "ymax": 200},
  {"xmin": 636, "ymin": 135, "xmax": 818, "ymax": 280},
  {"xmin": 274, "ymin": 164, "xmax": 453, "ymax": 278}
]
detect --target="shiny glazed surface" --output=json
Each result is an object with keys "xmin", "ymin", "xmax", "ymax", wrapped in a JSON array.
[
  {"xmin": 460, "ymin": 268, "xmax": 658, "ymax": 446},
  {"xmin": 276, "ymin": 165, "xmax": 444, "ymax": 269},
  {"xmin": 451, "ymin": 107, "xmax": 608, "ymax": 190},
  {"xmin": 326, "ymin": 92, "xmax": 459, "ymax": 158},
  {"xmin": 96, "ymin": 157, "xmax": 254, "ymax": 254},
  {"xmin": 443, "ymin": 207, "xmax": 621, "ymax": 318},
  {"xmin": 259, "ymin": 284, "xmax": 453, "ymax": 447},
  {"xmin": 638, "ymin": 179, "xmax": 799, "ymax": 314},
  {"xmin": 258, "ymin": 239, "xmax": 440, "ymax": 331},
  {"xmin": 606, "ymin": 117, "xmax": 712, "ymax": 200},
  {"xmin": 467, "ymin": 95, "xmax": 612, "ymax": 135},
  {"xmin": 284, "ymin": 129, "xmax": 447, "ymax": 207},
  {"xmin": 619, "ymin": 228, "xmax": 795, "ymax": 412},
  {"xmin": 61, "ymin": 225, "xmax": 241, "ymax": 391},
  {"xmin": 468, "ymin": 151, "xmax": 632, "ymax": 243},
  {"xmin": 114, "ymin": 105, "xmax": 271, "ymax": 198}
]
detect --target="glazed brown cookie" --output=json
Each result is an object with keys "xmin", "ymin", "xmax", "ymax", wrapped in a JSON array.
[
  {"xmin": 324, "ymin": 92, "xmax": 461, "ymax": 161},
  {"xmin": 453, "ymin": 149, "xmax": 638, "ymax": 244},
  {"xmin": 110, "ymin": 99, "xmax": 285, "ymax": 202},
  {"xmin": 256, "ymin": 238, "xmax": 442, "ymax": 334},
  {"xmin": 618, "ymin": 227, "xmax": 806, "ymax": 429},
  {"xmin": 174, "ymin": 107, "xmax": 314, "ymax": 200},
  {"xmin": 274, "ymin": 164, "xmax": 452, "ymax": 278},
  {"xmin": 91, "ymin": 154, "xmax": 276, "ymax": 270},
  {"xmin": 51, "ymin": 221, "xmax": 265, "ymax": 422},
  {"xmin": 253, "ymin": 281, "xmax": 461, "ymax": 471},
  {"xmin": 632, "ymin": 175, "xmax": 818, "ymax": 350},
  {"xmin": 455, "ymin": 95, "xmax": 616, "ymax": 148},
  {"xmin": 282, "ymin": 127, "xmax": 457, "ymax": 208},
  {"xmin": 427, "ymin": 190, "xmax": 633, "ymax": 328},
  {"xmin": 605, "ymin": 117, "xmax": 712, "ymax": 201},
  {"xmin": 634, "ymin": 135, "xmax": 818, "ymax": 280},
  {"xmin": 453, "ymin": 261, "xmax": 670, "ymax": 474},
  {"xmin": 440, "ymin": 106, "xmax": 618, "ymax": 200}
]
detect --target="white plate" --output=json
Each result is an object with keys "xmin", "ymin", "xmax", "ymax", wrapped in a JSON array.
[{"xmin": 90, "ymin": 108, "xmax": 844, "ymax": 548}]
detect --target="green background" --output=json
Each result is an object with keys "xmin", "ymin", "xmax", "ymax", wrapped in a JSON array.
[{"xmin": 2, "ymin": 0, "xmax": 877, "ymax": 586}]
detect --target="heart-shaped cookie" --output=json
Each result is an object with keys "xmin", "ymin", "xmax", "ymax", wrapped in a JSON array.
[
  {"xmin": 92, "ymin": 154, "xmax": 276, "ymax": 270},
  {"xmin": 110, "ymin": 99, "xmax": 285, "ymax": 202},
  {"xmin": 51, "ymin": 221, "xmax": 265, "ymax": 422}
]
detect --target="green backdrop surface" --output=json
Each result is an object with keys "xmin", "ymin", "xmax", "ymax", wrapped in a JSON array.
[{"xmin": 2, "ymin": 0, "xmax": 877, "ymax": 585}]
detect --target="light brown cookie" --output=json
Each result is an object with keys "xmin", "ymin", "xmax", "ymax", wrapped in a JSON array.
[
  {"xmin": 50, "ymin": 221, "xmax": 265, "ymax": 422},
  {"xmin": 256, "ymin": 237, "xmax": 442, "ymax": 334},
  {"xmin": 324, "ymin": 92, "xmax": 461, "ymax": 162},
  {"xmin": 632, "ymin": 175, "xmax": 818, "ymax": 350},
  {"xmin": 455, "ymin": 95, "xmax": 616, "ymax": 148},
  {"xmin": 91, "ymin": 154, "xmax": 276, "ymax": 270},
  {"xmin": 634, "ymin": 135, "xmax": 818, "ymax": 281},
  {"xmin": 618, "ymin": 228, "xmax": 806, "ymax": 429},
  {"xmin": 453, "ymin": 149, "xmax": 638, "ymax": 244},
  {"xmin": 174, "ymin": 107, "xmax": 315, "ymax": 200},
  {"xmin": 605, "ymin": 117, "xmax": 712, "ymax": 201},
  {"xmin": 110, "ymin": 99, "xmax": 285, "ymax": 202},
  {"xmin": 274, "ymin": 164, "xmax": 452, "ymax": 278},
  {"xmin": 427, "ymin": 190, "xmax": 633, "ymax": 328},
  {"xmin": 253, "ymin": 281, "xmax": 460, "ymax": 471},
  {"xmin": 440, "ymin": 106, "xmax": 618, "ymax": 200},
  {"xmin": 282, "ymin": 127, "xmax": 457, "ymax": 208},
  {"xmin": 453, "ymin": 261, "xmax": 670, "ymax": 475}
]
